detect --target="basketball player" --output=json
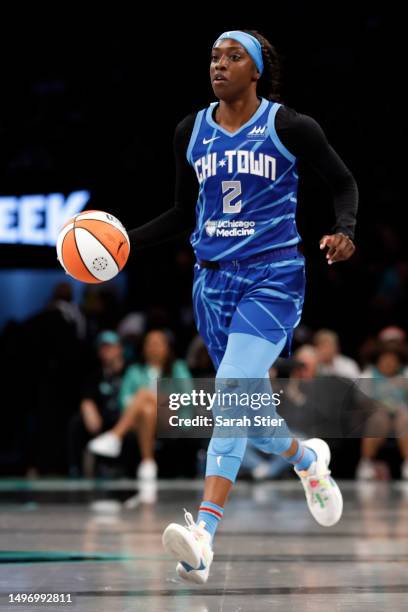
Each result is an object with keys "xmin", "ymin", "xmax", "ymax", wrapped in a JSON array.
[{"xmin": 128, "ymin": 30, "xmax": 358, "ymax": 584}]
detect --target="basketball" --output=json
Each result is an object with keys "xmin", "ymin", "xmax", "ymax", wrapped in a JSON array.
[{"xmin": 56, "ymin": 210, "xmax": 130, "ymax": 283}]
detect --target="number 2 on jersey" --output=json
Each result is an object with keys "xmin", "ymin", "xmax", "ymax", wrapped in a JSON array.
[{"xmin": 222, "ymin": 181, "xmax": 242, "ymax": 214}]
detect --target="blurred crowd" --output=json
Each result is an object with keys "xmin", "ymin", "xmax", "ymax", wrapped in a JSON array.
[{"xmin": 1, "ymin": 280, "xmax": 407, "ymax": 482}]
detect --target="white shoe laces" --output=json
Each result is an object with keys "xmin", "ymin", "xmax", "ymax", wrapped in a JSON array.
[
  {"xmin": 183, "ymin": 508, "xmax": 209, "ymax": 539},
  {"xmin": 183, "ymin": 508, "xmax": 195, "ymax": 528},
  {"xmin": 182, "ymin": 508, "xmax": 213, "ymax": 567}
]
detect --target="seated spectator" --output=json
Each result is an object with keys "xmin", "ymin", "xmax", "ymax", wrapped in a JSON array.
[
  {"xmin": 88, "ymin": 329, "xmax": 192, "ymax": 480},
  {"xmin": 356, "ymin": 345, "xmax": 408, "ymax": 480},
  {"xmin": 186, "ymin": 335, "xmax": 215, "ymax": 377},
  {"xmin": 314, "ymin": 329, "xmax": 360, "ymax": 378},
  {"xmin": 360, "ymin": 326, "xmax": 408, "ymax": 377},
  {"xmin": 117, "ymin": 311, "xmax": 146, "ymax": 362},
  {"xmin": 285, "ymin": 345, "xmax": 319, "ymax": 406},
  {"xmin": 68, "ymin": 331, "xmax": 126, "ymax": 476}
]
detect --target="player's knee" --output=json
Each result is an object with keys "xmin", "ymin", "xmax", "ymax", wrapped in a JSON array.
[
  {"xmin": 216, "ymin": 361, "xmax": 249, "ymax": 386},
  {"xmin": 215, "ymin": 362, "xmax": 260, "ymax": 410},
  {"xmin": 217, "ymin": 357, "xmax": 270, "ymax": 382},
  {"xmin": 208, "ymin": 436, "xmax": 247, "ymax": 460}
]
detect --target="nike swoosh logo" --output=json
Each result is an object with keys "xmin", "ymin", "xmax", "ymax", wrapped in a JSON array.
[
  {"xmin": 203, "ymin": 136, "xmax": 220, "ymax": 144},
  {"xmin": 217, "ymin": 456, "xmax": 222, "ymax": 467}
]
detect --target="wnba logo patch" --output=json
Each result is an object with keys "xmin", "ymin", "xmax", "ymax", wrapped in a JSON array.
[{"xmin": 247, "ymin": 125, "xmax": 267, "ymax": 140}]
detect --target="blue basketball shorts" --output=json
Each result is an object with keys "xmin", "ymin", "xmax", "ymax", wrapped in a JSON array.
[{"xmin": 192, "ymin": 250, "xmax": 306, "ymax": 369}]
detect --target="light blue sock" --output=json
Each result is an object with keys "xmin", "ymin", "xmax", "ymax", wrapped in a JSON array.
[
  {"xmin": 197, "ymin": 500, "xmax": 224, "ymax": 542},
  {"xmin": 285, "ymin": 441, "xmax": 317, "ymax": 471}
]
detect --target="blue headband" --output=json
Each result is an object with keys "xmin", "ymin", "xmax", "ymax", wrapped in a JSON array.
[{"xmin": 213, "ymin": 30, "xmax": 264, "ymax": 75}]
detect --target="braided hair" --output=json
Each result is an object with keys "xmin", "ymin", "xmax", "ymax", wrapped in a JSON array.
[{"xmin": 243, "ymin": 30, "xmax": 282, "ymax": 101}]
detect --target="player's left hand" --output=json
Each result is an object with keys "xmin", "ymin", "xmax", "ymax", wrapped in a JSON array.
[{"xmin": 319, "ymin": 233, "xmax": 355, "ymax": 264}]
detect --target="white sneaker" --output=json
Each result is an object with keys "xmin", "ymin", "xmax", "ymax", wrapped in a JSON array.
[
  {"xmin": 162, "ymin": 509, "xmax": 213, "ymax": 584},
  {"xmin": 295, "ymin": 438, "xmax": 343, "ymax": 527},
  {"xmin": 137, "ymin": 459, "xmax": 158, "ymax": 481},
  {"xmin": 402, "ymin": 460, "xmax": 408, "ymax": 480},
  {"xmin": 356, "ymin": 458, "xmax": 376, "ymax": 480},
  {"xmin": 87, "ymin": 432, "xmax": 122, "ymax": 458}
]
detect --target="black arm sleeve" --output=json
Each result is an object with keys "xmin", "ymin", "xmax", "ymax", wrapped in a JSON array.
[
  {"xmin": 128, "ymin": 114, "xmax": 198, "ymax": 250},
  {"xmin": 276, "ymin": 106, "xmax": 358, "ymax": 240}
]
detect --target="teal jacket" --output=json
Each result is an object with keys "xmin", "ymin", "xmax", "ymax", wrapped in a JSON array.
[{"xmin": 119, "ymin": 360, "xmax": 192, "ymax": 410}]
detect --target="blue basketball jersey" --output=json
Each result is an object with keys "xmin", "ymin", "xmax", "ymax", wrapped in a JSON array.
[{"xmin": 187, "ymin": 98, "xmax": 300, "ymax": 262}]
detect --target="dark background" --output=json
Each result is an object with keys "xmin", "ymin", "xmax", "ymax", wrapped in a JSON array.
[{"xmin": 0, "ymin": 7, "xmax": 405, "ymax": 475}]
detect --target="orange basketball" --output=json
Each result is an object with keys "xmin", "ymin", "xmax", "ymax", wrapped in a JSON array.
[{"xmin": 56, "ymin": 210, "xmax": 130, "ymax": 283}]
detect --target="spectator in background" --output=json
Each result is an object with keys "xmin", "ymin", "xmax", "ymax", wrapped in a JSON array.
[
  {"xmin": 285, "ymin": 345, "xmax": 319, "ymax": 406},
  {"xmin": 186, "ymin": 335, "xmax": 215, "ymax": 377},
  {"xmin": 282, "ymin": 344, "xmax": 352, "ymax": 438},
  {"xmin": 356, "ymin": 345, "xmax": 408, "ymax": 480},
  {"xmin": 81, "ymin": 287, "xmax": 121, "ymax": 341},
  {"xmin": 360, "ymin": 326, "xmax": 408, "ymax": 377},
  {"xmin": 23, "ymin": 282, "xmax": 85, "ymax": 475},
  {"xmin": 68, "ymin": 331, "xmax": 126, "ymax": 476},
  {"xmin": 378, "ymin": 326, "xmax": 406, "ymax": 344},
  {"xmin": 50, "ymin": 282, "xmax": 86, "ymax": 340},
  {"xmin": 88, "ymin": 329, "xmax": 192, "ymax": 480},
  {"xmin": 314, "ymin": 329, "xmax": 360, "ymax": 378},
  {"xmin": 117, "ymin": 311, "xmax": 146, "ymax": 362}
]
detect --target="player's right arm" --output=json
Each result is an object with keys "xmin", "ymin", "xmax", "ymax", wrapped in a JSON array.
[{"xmin": 128, "ymin": 114, "xmax": 198, "ymax": 251}]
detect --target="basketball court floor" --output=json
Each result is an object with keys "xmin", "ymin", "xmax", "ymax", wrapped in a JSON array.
[{"xmin": 0, "ymin": 479, "xmax": 407, "ymax": 611}]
